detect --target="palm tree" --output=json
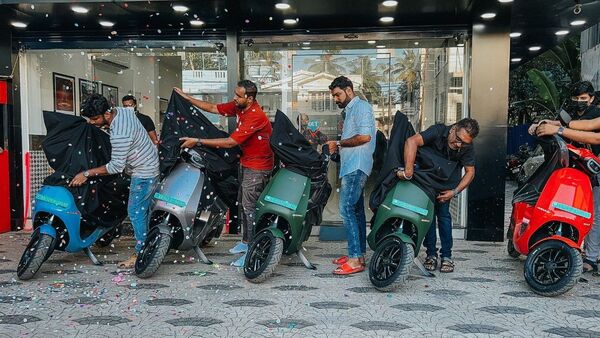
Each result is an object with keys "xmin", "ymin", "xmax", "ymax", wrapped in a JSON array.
[
  {"xmin": 348, "ymin": 56, "xmax": 382, "ymax": 104},
  {"xmin": 244, "ymin": 51, "xmax": 283, "ymax": 83},
  {"xmin": 387, "ymin": 50, "xmax": 421, "ymax": 93},
  {"xmin": 305, "ymin": 52, "xmax": 348, "ymax": 75}
]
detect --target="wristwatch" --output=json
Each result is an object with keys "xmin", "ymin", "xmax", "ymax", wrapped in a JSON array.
[
  {"xmin": 196, "ymin": 138, "xmax": 202, "ymax": 146},
  {"xmin": 83, "ymin": 170, "xmax": 90, "ymax": 178},
  {"xmin": 557, "ymin": 127, "xmax": 565, "ymax": 136}
]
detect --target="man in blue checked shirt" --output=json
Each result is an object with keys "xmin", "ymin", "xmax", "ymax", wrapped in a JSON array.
[{"xmin": 326, "ymin": 76, "xmax": 376, "ymax": 275}]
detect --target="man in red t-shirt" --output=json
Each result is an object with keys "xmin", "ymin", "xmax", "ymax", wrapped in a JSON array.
[{"xmin": 175, "ymin": 80, "xmax": 274, "ymax": 267}]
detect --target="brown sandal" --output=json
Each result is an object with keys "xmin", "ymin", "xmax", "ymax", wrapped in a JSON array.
[
  {"xmin": 424, "ymin": 256, "xmax": 438, "ymax": 271},
  {"xmin": 440, "ymin": 258, "xmax": 454, "ymax": 273}
]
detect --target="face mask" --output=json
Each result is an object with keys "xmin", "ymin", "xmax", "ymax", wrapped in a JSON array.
[{"xmin": 575, "ymin": 101, "xmax": 589, "ymax": 113}]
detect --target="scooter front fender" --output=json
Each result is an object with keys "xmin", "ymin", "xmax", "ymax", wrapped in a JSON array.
[
  {"xmin": 264, "ymin": 227, "xmax": 285, "ymax": 240},
  {"xmin": 530, "ymin": 235, "xmax": 581, "ymax": 252},
  {"xmin": 379, "ymin": 233, "xmax": 416, "ymax": 250},
  {"xmin": 38, "ymin": 224, "xmax": 57, "ymax": 238}
]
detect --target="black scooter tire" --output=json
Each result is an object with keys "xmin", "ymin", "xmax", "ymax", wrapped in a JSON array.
[
  {"xmin": 524, "ymin": 240, "xmax": 582, "ymax": 297},
  {"xmin": 17, "ymin": 232, "xmax": 54, "ymax": 280},
  {"xmin": 244, "ymin": 231, "xmax": 284, "ymax": 283},
  {"xmin": 369, "ymin": 237, "xmax": 414, "ymax": 292},
  {"xmin": 135, "ymin": 228, "xmax": 172, "ymax": 279}
]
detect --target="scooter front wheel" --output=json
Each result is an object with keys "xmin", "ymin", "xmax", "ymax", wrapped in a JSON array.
[
  {"xmin": 135, "ymin": 228, "xmax": 172, "ymax": 278},
  {"xmin": 244, "ymin": 230, "xmax": 284, "ymax": 283},
  {"xmin": 17, "ymin": 231, "xmax": 54, "ymax": 280},
  {"xmin": 524, "ymin": 240, "xmax": 582, "ymax": 297},
  {"xmin": 369, "ymin": 236, "xmax": 414, "ymax": 292}
]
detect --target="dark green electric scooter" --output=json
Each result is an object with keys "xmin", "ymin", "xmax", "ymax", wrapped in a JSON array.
[{"xmin": 244, "ymin": 111, "xmax": 331, "ymax": 283}]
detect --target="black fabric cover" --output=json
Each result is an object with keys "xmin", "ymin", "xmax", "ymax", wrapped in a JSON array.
[
  {"xmin": 369, "ymin": 111, "xmax": 463, "ymax": 211},
  {"xmin": 41, "ymin": 111, "xmax": 129, "ymax": 229},
  {"xmin": 270, "ymin": 110, "xmax": 326, "ymax": 178},
  {"xmin": 158, "ymin": 90, "xmax": 241, "ymax": 213}
]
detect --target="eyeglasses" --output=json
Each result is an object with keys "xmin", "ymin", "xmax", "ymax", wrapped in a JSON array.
[{"xmin": 453, "ymin": 128, "xmax": 471, "ymax": 147}]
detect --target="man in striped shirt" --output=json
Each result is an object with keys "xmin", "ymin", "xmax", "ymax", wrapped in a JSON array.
[{"xmin": 70, "ymin": 93, "xmax": 159, "ymax": 269}]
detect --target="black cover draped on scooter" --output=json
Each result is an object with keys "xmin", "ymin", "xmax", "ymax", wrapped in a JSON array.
[
  {"xmin": 270, "ymin": 110, "xmax": 332, "ymax": 226},
  {"xmin": 41, "ymin": 111, "xmax": 129, "ymax": 229},
  {"xmin": 159, "ymin": 90, "xmax": 241, "ymax": 212},
  {"xmin": 369, "ymin": 111, "xmax": 462, "ymax": 211}
]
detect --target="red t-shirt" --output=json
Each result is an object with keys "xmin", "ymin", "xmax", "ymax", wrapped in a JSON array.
[{"xmin": 216, "ymin": 101, "xmax": 274, "ymax": 170}]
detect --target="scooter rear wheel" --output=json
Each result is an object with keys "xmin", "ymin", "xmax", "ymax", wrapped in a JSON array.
[
  {"xmin": 135, "ymin": 227, "xmax": 172, "ymax": 278},
  {"xmin": 369, "ymin": 236, "xmax": 414, "ymax": 292},
  {"xmin": 244, "ymin": 230, "xmax": 283, "ymax": 283},
  {"xmin": 17, "ymin": 231, "xmax": 54, "ymax": 280},
  {"xmin": 524, "ymin": 240, "xmax": 582, "ymax": 297}
]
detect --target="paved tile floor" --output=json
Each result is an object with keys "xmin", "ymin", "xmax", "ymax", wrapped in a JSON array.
[{"xmin": 1, "ymin": 183, "xmax": 600, "ymax": 337}]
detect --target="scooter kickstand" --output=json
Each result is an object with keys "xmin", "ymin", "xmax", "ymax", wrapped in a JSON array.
[
  {"xmin": 413, "ymin": 258, "xmax": 435, "ymax": 277},
  {"xmin": 83, "ymin": 247, "xmax": 103, "ymax": 266},
  {"xmin": 298, "ymin": 250, "xmax": 317, "ymax": 270},
  {"xmin": 193, "ymin": 246, "xmax": 213, "ymax": 265}
]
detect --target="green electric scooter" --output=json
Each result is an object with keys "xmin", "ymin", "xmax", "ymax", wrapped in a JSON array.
[
  {"xmin": 367, "ymin": 179, "xmax": 435, "ymax": 291},
  {"xmin": 244, "ymin": 111, "xmax": 331, "ymax": 283}
]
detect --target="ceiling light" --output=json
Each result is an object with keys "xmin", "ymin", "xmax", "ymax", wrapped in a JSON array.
[
  {"xmin": 555, "ymin": 30, "xmax": 569, "ymax": 36},
  {"xmin": 173, "ymin": 5, "xmax": 189, "ymax": 12},
  {"xmin": 457, "ymin": 43, "xmax": 465, "ymax": 47},
  {"xmin": 11, "ymin": 21, "xmax": 27, "ymax": 28},
  {"xmin": 498, "ymin": 0, "xmax": 514, "ymax": 3},
  {"xmin": 414, "ymin": 42, "xmax": 419, "ymax": 45},
  {"xmin": 283, "ymin": 18, "xmax": 297, "ymax": 25},
  {"xmin": 529, "ymin": 46, "xmax": 541, "ymax": 51},
  {"xmin": 190, "ymin": 20, "xmax": 205, "ymax": 26},
  {"xmin": 570, "ymin": 20, "xmax": 586, "ymax": 26},
  {"xmin": 380, "ymin": 16, "xmax": 394, "ymax": 23},
  {"xmin": 301, "ymin": 47, "xmax": 310, "ymax": 50},
  {"xmin": 302, "ymin": 42, "xmax": 311, "ymax": 45},
  {"xmin": 511, "ymin": 58, "xmax": 522, "ymax": 62},
  {"xmin": 509, "ymin": 32, "xmax": 522, "ymax": 38},
  {"xmin": 275, "ymin": 3, "xmax": 291, "ymax": 10},
  {"xmin": 71, "ymin": 6, "xmax": 89, "ymax": 14},
  {"xmin": 382, "ymin": 0, "xmax": 398, "ymax": 7},
  {"xmin": 99, "ymin": 20, "xmax": 114, "ymax": 27},
  {"xmin": 367, "ymin": 40, "xmax": 376, "ymax": 44},
  {"xmin": 481, "ymin": 13, "xmax": 496, "ymax": 19},
  {"xmin": 376, "ymin": 45, "xmax": 386, "ymax": 48}
]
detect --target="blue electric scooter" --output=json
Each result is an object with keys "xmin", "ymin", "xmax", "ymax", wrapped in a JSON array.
[{"xmin": 17, "ymin": 183, "xmax": 126, "ymax": 280}]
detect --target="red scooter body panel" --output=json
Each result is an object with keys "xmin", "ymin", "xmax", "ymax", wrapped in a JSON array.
[{"xmin": 512, "ymin": 167, "xmax": 594, "ymax": 255}]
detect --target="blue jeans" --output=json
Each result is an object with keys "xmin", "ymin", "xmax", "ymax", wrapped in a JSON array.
[
  {"xmin": 128, "ymin": 176, "xmax": 159, "ymax": 253},
  {"xmin": 424, "ymin": 201, "xmax": 453, "ymax": 259},
  {"xmin": 339, "ymin": 170, "xmax": 368, "ymax": 259}
]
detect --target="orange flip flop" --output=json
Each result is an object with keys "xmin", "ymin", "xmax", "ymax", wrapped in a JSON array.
[
  {"xmin": 332, "ymin": 255, "xmax": 348, "ymax": 265},
  {"xmin": 333, "ymin": 262, "xmax": 365, "ymax": 275}
]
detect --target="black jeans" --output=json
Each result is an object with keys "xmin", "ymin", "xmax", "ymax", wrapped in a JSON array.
[{"xmin": 238, "ymin": 167, "xmax": 272, "ymax": 242}]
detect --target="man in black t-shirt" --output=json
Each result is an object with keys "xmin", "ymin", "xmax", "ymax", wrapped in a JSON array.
[
  {"xmin": 397, "ymin": 118, "xmax": 479, "ymax": 273},
  {"xmin": 122, "ymin": 95, "xmax": 159, "ymax": 145}
]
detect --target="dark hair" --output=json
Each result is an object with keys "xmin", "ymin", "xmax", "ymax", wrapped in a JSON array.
[
  {"xmin": 329, "ymin": 76, "xmax": 353, "ymax": 91},
  {"xmin": 122, "ymin": 94, "xmax": 136, "ymax": 104},
  {"xmin": 455, "ymin": 118, "xmax": 480, "ymax": 138},
  {"xmin": 81, "ymin": 93, "xmax": 110, "ymax": 118},
  {"xmin": 237, "ymin": 80, "xmax": 258, "ymax": 99},
  {"xmin": 570, "ymin": 81, "xmax": 595, "ymax": 97}
]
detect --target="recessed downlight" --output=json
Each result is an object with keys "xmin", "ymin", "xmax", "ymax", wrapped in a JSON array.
[
  {"xmin": 380, "ymin": 16, "xmax": 394, "ymax": 23},
  {"xmin": 367, "ymin": 40, "xmax": 376, "ymax": 44},
  {"xmin": 498, "ymin": 0, "xmax": 514, "ymax": 3},
  {"xmin": 570, "ymin": 20, "xmax": 586, "ymax": 26},
  {"xmin": 71, "ymin": 6, "xmax": 89, "ymax": 14},
  {"xmin": 529, "ymin": 46, "xmax": 541, "ymax": 51},
  {"xmin": 382, "ymin": 1, "xmax": 398, "ymax": 7},
  {"xmin": 509, "ymin": 32, "xmax": 522, "ymax": 38},
  {"xmin": 190, "ymin": 20, "xmax": 205, "ymax": 26},
  {"xmin": 511, "ymin": 58, "xmax": 522, "ymax": 62},
  {"xmin": 173, "ymin": 5, "xmax": 189, "ymax": 12},
  {"xmin": 283, "ymin": 18, "xmax": 297, "ymax": 25},
  {"xmin": 99, "ymin": 20, "xmax": 115, "ymax": 27},
  {"xmin": 11, "ymin": 21, "xmax": 28, "ymax": 28},
  {"xmin": 555, "ymin": 30, "xmax": 569, "ymax": 36},
  {"xmin": 275, "ymin": 3, "xmax": 291, "ymax": 10},
  {"xmin": 376, "ymin": 45, "xmax": 386, "ymax": 48},
  {"xmin": 481, "ymin": 13, "xmax": 496, "ymax": 19}
]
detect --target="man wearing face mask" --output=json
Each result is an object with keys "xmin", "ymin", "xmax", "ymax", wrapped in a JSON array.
[
  {"xmin": 326, "ymin": 76, "xmax": 376, "ymax": 275},
  {"xmin": 535, "ymin": 82, "xmax": 600, "ymax": 273},
  {"xmin": 175, "ymin": 80, "xmax": 274, "ymax": 267},
  {"xmin": 529, "ymin": 81, "xmax": 600, "ymax": 155},
  {"xmin": 122, "ymin": 95, "xmax": 159, "ymax": 145}
]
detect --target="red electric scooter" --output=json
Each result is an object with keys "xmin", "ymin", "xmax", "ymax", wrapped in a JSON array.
[{"xmin": 507, "ymin": 125, "xmax": 600, "ymax": 296}]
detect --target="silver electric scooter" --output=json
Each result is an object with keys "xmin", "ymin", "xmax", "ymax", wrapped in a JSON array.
[{"xmin": 135, "ymin": 148, "xmax": 230, "ymax": 278}]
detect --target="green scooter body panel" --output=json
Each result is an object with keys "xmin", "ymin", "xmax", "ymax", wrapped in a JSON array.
[
  {"xmin": 367, "ymin": 180, "xmax": 435, "ymax": 255},
  {"xmin": 254, "ymin": 168, "xmax": 311, "ymax": 254}
]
